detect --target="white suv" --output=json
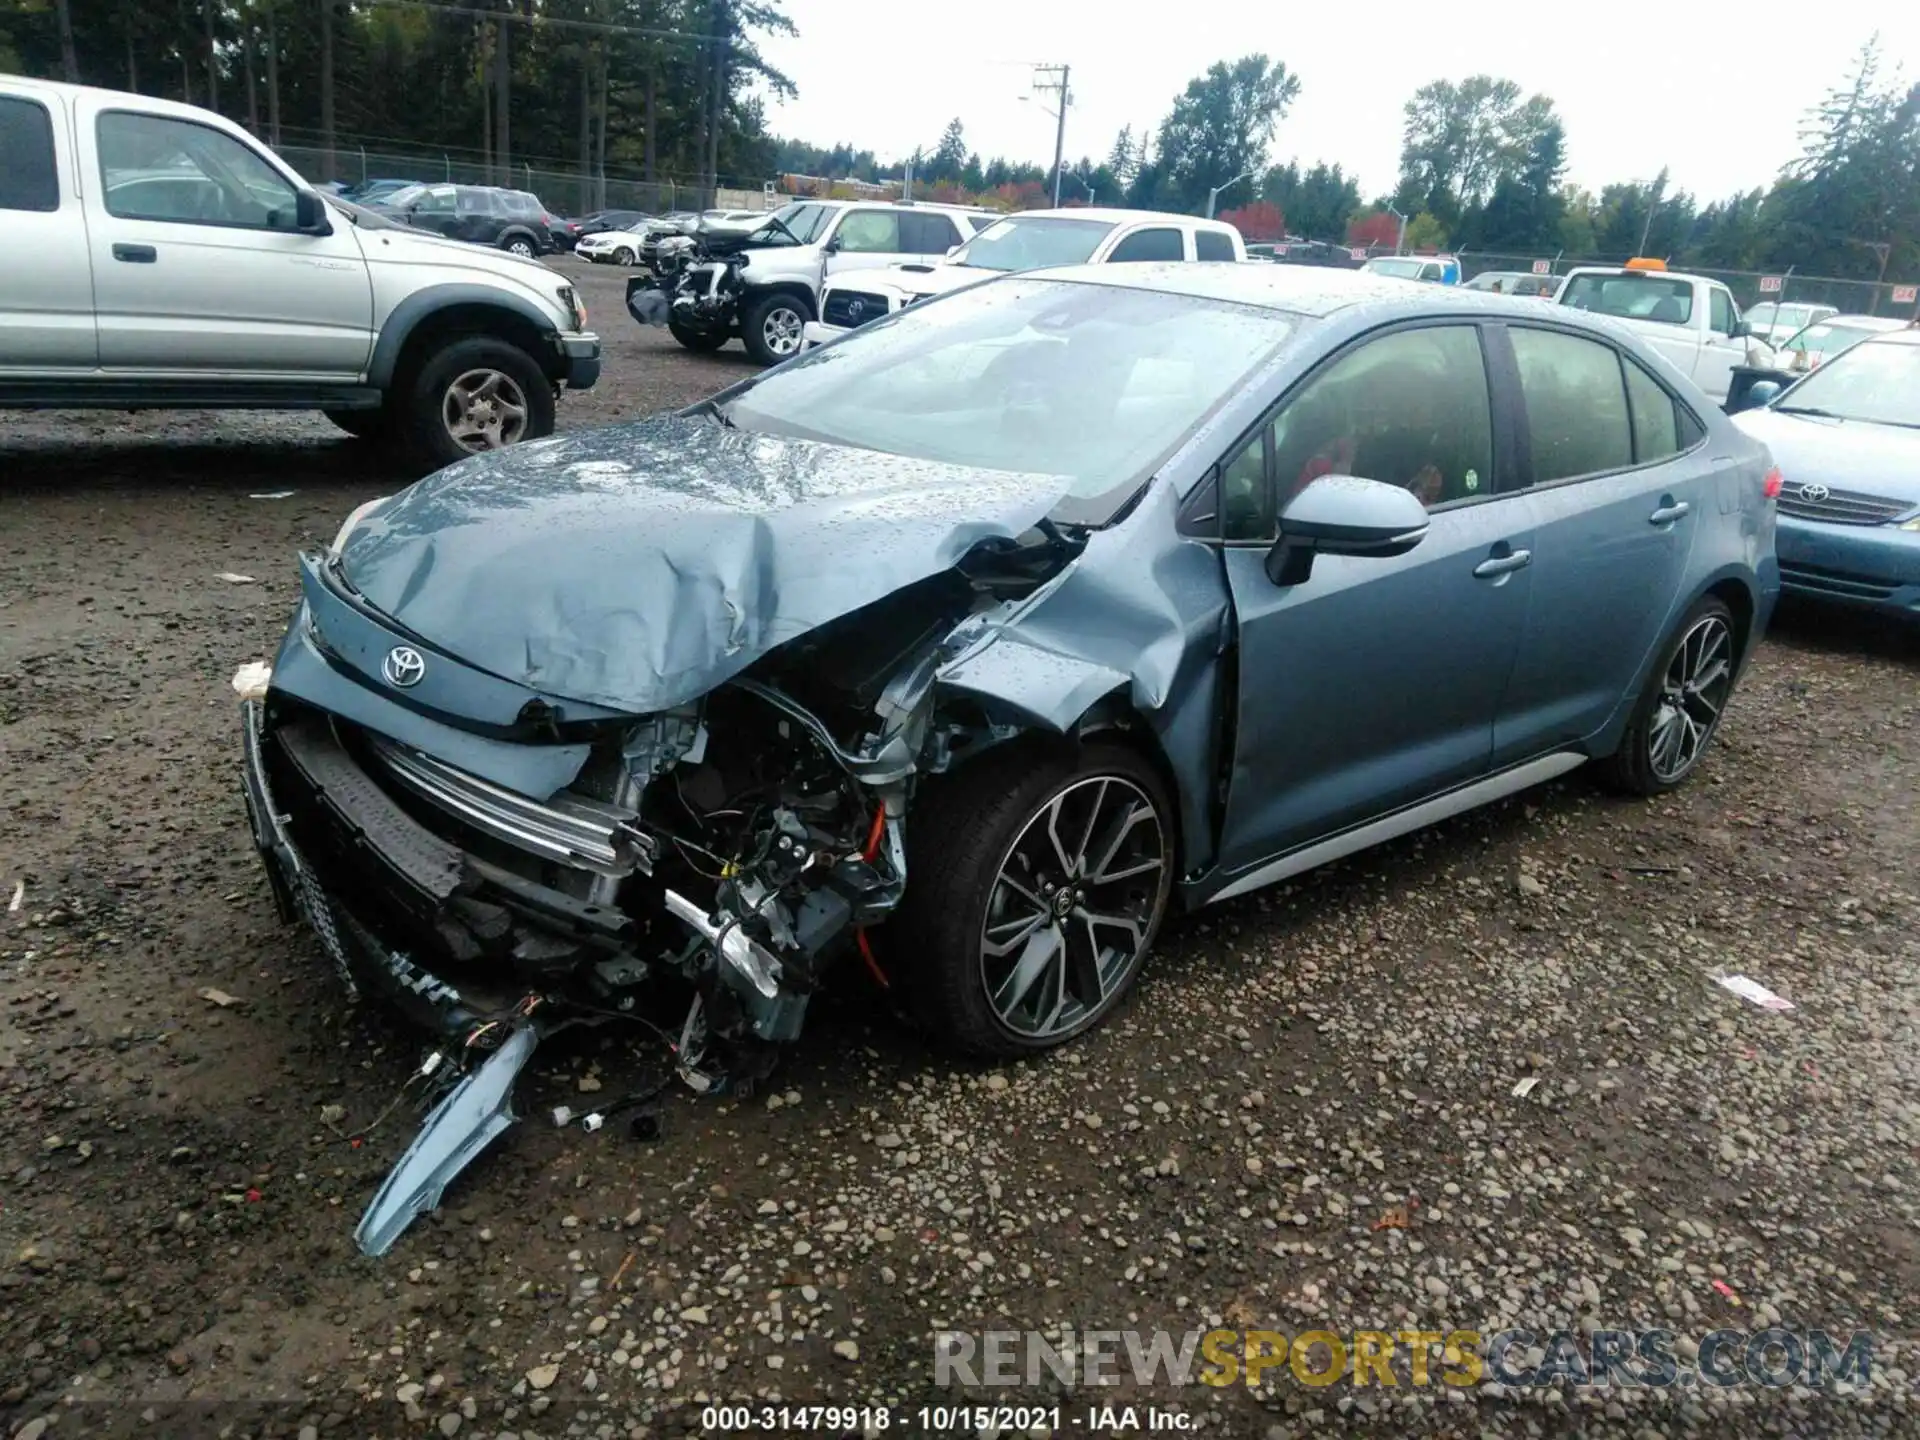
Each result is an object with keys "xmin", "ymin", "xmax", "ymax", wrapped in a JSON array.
[
  {"xmin": 802, "ymin": 208, "xmax": 1248, "ymax": 346},
  {"xmin": 0, "ymin": 78, "xmax": 599, "ymax": 470},
  {"xmin": 646, "ymin": 198, "xmax": 995, "ymax": 364}
]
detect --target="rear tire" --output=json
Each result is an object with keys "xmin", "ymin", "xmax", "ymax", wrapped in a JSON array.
[
  {"xmin": 397, "ymin": 336, "xmax": 555, "ymax": 473},
  {"xmin": 668, "ymin": 319, "xmax": 728, "ymax": 353},
  {"xmin": 503, "ymin": 235, "xmax": 538, "ymax": 259},
  {"xmin": 740, "ymin": 292, "xmax": 809, "ymax": 366},
  {"xmin": 890, "ymin": 741, "xmax": 1175, "ymax": 1058},
  {"xmin": 1598, "ymin": 596, "xmax": 1738, "ymax": 796}
]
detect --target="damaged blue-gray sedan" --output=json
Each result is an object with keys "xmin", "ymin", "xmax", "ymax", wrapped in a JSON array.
[{"xmin": 237, "ymin": 264, "xmax": 1779, "ymax": 1253}]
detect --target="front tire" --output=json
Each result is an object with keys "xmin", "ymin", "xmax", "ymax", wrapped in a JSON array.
[
  {"xmin": 398, "ymin": 336, "xmax": 555, "ymax": 472},
  {"xmin": 892, "ymin": 742, "xmax": 1175, "ymax": 1057},
  {"xmin": 668, "ymin": 319, "xmax": 729, "ymax": 353},
  {"xmin": 740, "ymin": 292, "xmax": 808, "ymax": 366},
  {"xmin": 613, "ymin": 246, "xmax": 636, "ymax": 266},
  {"xmin": 1599, "ymin": 596, "xmax": 1738, "ymax": 796}
]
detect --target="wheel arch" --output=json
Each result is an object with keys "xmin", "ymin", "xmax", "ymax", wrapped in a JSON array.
[
  {"xmin": 369, "ymin": 289, "xmax": 561, "ymax": 391},
  {"xmin": 931, "ymin": 679, "xmax": 1190, "ymax": 897},
  {"xmin": 742, "ymin": 280, "xmax": 819, "ymax": 320}
]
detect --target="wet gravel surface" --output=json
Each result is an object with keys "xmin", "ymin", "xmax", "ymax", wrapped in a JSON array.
[{"xmin": 3, "ymin": 258, "xmax": 1920, "ymax": 1438}]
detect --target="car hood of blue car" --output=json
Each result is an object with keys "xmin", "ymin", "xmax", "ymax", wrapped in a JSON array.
[
  {"xmin": 336, "ymin": 414, "xmax": 1072, "ymax": 713},
  {"xmin": 1733, "ymin": 406, "xmax": 1920, "ymax": 509}
]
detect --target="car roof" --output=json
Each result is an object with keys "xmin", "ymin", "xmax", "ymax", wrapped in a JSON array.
[
  {"xmin": 1859, "ymin": 326, "xmax": 1920, "ymax": 345},
  {"xmin": 981, "ymin": 206, "xmax": 1237, "ymax": 230},
  {"xmin": 1027, "ymin": 261, "xmax": 1637, "ymax": 324},
  {"xmin": 1810, "ymin": 314, "xmax": 1909, "ymax": 330}
]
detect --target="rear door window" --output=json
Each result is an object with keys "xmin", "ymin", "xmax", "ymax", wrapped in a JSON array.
[
  {"xmin": 901, "ymin": 212, "xmax": 961, "ymax": 252},
  {"xmin": 0, "ymin": 96, "xmax": 59, "ymax": 212},
  {"xmin": 1108, "ymin": 227, "xmax": 1185, "ymax": 263},
  {"xmin": 1510, "ymin": 328, "xmax": 1635, "ymax": 481},
  {"xmin": 1195, "ymin": 230, "xmax": 1236, "ymax": 262}
]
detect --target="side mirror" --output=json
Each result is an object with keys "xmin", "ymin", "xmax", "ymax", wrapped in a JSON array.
[
  {"xmin": 1265, "ymin": 475, "xmax": 1430, "ymax": 586},
  {"xmin": 823, "ymin": 236, "xmax": 842, "ymax": 255},
  {"xmin": 294, "ymin": 190, "xmax": 331, "ymax": 234}
]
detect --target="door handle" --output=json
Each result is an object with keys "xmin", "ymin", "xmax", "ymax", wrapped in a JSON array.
[
  {"xmin": 112, "ymin": 243, "xmax": 157, "ymax": 263},
  {"xmin": 1472, "ymin": 548, "xmax": 1532, "ymax": 579},
  {"xmin": 1649, "ymin": 500, "xmax": 1691, "ymax": 525}
]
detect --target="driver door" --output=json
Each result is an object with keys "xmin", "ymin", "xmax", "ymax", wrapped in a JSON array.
[
  {"xmin": 81, "ymin": 98, "xmax": 372, "ymax": 377},
  {"xmin": 1213, "ymin": 322, "xmax": 1537, "ymax": 880}
]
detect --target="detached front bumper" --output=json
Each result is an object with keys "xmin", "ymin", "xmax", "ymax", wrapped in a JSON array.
[
  {"xmin": 800, "ymin": 321, "xmax": 843, "ymax": 349},
  {"xmin": 558, "ymin": 332, "xmax": 601, "ymax": 391}
]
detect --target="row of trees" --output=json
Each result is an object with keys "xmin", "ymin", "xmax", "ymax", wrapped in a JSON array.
[
  {"xmin": 794, "ymin": 40, "xmax": 1916, "ymax": 286},
  {"xmin": 1360, "ymin": 42, "xmax": 1920, "ymax": 286},
  {"xmin": 0, "ymin": 0, "xmax": 797, "ymax": 196},
  {"xmin": 5, "ymin": 4, "xmax": 1914, "ymax": 283}
]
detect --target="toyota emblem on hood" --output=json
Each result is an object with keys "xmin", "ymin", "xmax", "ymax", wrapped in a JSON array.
[
  {"xmin": 382, "ymin": 645, "xmax": 427, "ymax": 688},
  {"xmin": 1796, "ymin": 483, "xmax": 1831, "ymax": 503}
]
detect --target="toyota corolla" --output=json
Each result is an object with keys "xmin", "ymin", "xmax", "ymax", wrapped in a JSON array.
[{"xmin": 236, "ymin": 264, "xmax": 1778, "ymax": 1252}]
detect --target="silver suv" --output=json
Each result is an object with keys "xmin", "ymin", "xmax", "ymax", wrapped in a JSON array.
[{"xmin": 0, "ymin": 78, "xmax": 600, "ymax": 470}]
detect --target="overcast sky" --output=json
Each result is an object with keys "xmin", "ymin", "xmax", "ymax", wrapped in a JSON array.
[{"xmin": 755, "ymin": 5, "xmax": 1915, "ymax": 203}]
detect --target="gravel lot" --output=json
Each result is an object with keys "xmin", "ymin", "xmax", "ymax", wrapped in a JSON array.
[{"xmin": 3, "ymin": 257, "xmax": 1919, "ymax": 1439}]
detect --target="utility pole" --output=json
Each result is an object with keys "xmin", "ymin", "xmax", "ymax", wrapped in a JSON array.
[{"xmin": 1031, "ymin": 64, "xmax": 1070, "ymax": 207}]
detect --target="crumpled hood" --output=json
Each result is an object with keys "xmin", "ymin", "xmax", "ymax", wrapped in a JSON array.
[
  {"xmin": 1732, "ymin": 407, "xmax": 1920, "ymax": 507},
  {"xmin": 339, "ymin": 415, "xmax": 1070, "ymax": 712}
]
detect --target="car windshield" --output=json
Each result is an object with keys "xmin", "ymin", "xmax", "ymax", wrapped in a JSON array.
[
  {"xmin": 751, "ymin": 202, "xmax": 834, "ymax": 245},
  {"xmin": 1783, "ymin": 322, "xmax": 1881, "ymax": 355},
  {"xmin": 383, "ymin": 184, "xmax": 428, "ymax": 208},
  {"xmin": 1775, "ymin": 339, "xmax": 1920, "ymax": 427},
  {"xmin": 719, "ymin": 277, "xmax": 1296, "ymax": 526},
  {"xmin": 1750, "ymin": 303, "xmax": 1822, "ymax": 329},
  {"xmin": 1364, "ymin": 258, "xmax": 1425, "ymax": 279},
  {"xmin": 952, "ymin": 216, "xmax": 1117, "ymax": 272},
  {"xmin": 1558, "ymin": 273, "xmax": 1694, "ymax": 324}
]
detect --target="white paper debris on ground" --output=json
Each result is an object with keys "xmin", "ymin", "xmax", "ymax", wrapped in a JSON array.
[
  {"xmin": 249, "ymin": 491, "xmax": 296, "ymax": 500},
  {"xmin": 231, "ymin": 661, "xmax": 273, "ymax": 701},
  {"xmin": 1512, "ymin": 1076, "xmax": 1541, "ymax": 1099},
  {"xmin": 199, "ymin": 987, "xmax": 244, "ymax": 1008},
  {"xmin": 1716, "ymin": 974, "xmax": 1795, "ymax": 1012},
  {"xmin": 7, "ymin": 880, "xmax": 22, "ymax": 913},
  {"xmin": 216, "ymin": 572, "xmax": 258, "ymax": 584}
]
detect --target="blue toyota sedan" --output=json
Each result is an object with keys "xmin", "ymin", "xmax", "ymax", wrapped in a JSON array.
[
  {"xmin": 237, "ymin": 264, "xmax": 1780, "ymax": 1251},
  {"xmin": 1732, "ymin": 328, "xmax": 1920, "ymax": 620}
]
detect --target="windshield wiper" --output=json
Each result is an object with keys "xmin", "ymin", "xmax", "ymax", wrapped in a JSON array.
[
  {"xmin": 1774, "ymin": 405, "xmax": 1844, "ymax": 420},
  {"xmin": 693, "ymin": 398, "xmax": 736, "ymax": 429}
]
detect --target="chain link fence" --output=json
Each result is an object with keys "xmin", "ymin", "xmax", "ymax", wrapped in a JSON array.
[{"xmin": 275, "ymin": 141, "xmax": 711, "ymax": 217}]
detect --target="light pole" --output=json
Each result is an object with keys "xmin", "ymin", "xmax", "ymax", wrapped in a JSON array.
[
  {"xmin": 1385, "ymin": 203, "xmax": 1407, "ymax": 256},
  {"xmin": 1205, "ymin": 169, "xmax": 1253, "ymax": 219},
  {"xmin": 1028, "ymin": 64, "xmax": 1071, "ymax": 207}
]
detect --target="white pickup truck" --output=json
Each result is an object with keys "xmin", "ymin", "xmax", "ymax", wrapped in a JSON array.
[
  {"xmin": 0, "ymin": 76, "xmax": 599, "ymax": 469},
  {"xmin": 1552, "ymin": 263, "xmax": 1763, "ymax": 403}
]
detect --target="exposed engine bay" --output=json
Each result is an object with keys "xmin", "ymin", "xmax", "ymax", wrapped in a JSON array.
[
  {"xmin": 622, "ymin": 225, "xmax": 763, "ymax": 344},
  {"xmin": 238, "ymin": 525, "xmax": 1082, "ymax": 1255}
]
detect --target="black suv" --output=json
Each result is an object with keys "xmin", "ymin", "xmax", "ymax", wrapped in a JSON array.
[{"xmin": 377, "ymin": 184, "xmax": 557, "ymax": 258}]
